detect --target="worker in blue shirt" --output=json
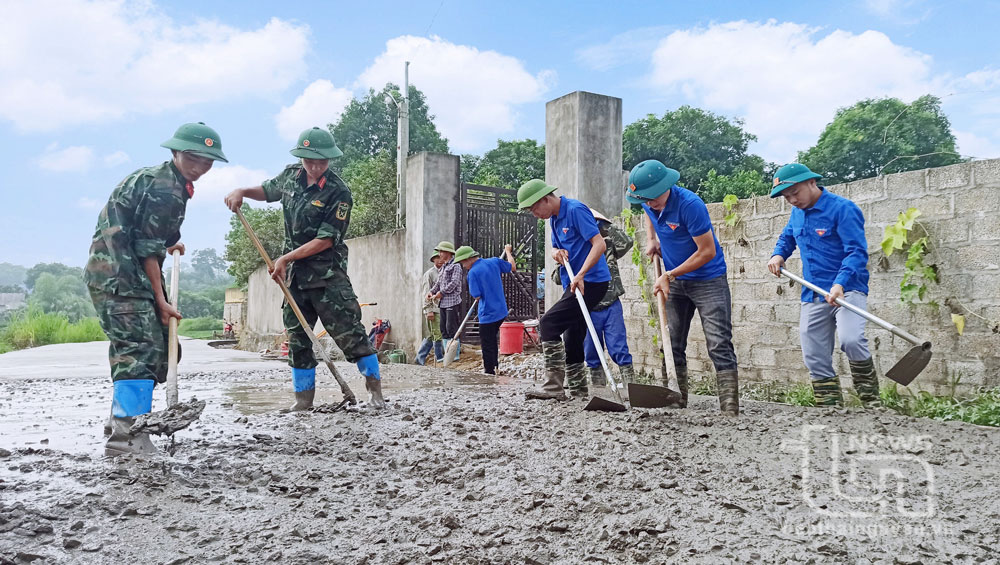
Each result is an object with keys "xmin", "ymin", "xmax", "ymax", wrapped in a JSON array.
[
  {"xmin": 767, "ymin": 163, "xmax": 878, "ymax": 407},
  {"xmin": 517, "ymin": 179, "xmax": 612, "ymax": 400},
  {"xmin": 455, "ymin": 244, "xmax": 515, "ymax": 375},
  {"xmin": 628, "ymin": 160, "xmax": 739, "ymax": 415}
]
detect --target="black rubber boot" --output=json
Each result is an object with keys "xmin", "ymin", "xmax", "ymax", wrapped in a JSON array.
[
  {"xmin": 716, "ymin": 369, "xmax": 740, "ymax": 416},
  {"xmin": 565, "ymin": 363, "xmax": 588, "ymax": 398},
  {"xmin": 589, "ymin": 367, "xmax": 606, "ymax": 387},
  {"xmin": 812, "ymin": 376, "xmax": 843, "ymax": 407},
  {"xmin": 289, "ymin": 389, "xmax": 315, "ymax": 412},
  {"xmin": 526, "ymin": 340, "xmax": 568, "ymax": 400},
  {"xmin": 849, "ymin": 358, "xmax": 881, "ymax": 407},
  {"xmin": 366, "ymin": 377, "xmax": 386, "ymax": 410}
]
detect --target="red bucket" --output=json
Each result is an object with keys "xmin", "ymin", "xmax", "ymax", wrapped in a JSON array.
[{"xmin": 499, "ymin": 321, "xmax": 524, "ymax": 355}]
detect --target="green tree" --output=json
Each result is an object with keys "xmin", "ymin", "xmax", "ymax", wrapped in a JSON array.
[
  {"xmin": 474, "ymin": 139, "xmax": 545, "ymax": 189},
  {"xmin": 28, "ymin": 273, "xmax": 95, "ymax": 322},
  {"xmin": 460, "ymin": 154, "xmax": 482, "ymax": 184},
  {"xmin": 798, "ymin": 95, "xmax": 962, "ymax": 185},
  {"xmin": 341, "ymin": 152, "xmax": 398, "ymax": 238},
  {"xmin": 0, "ymin": 262, "xmax": 27, "ymax": 289},
  {"xmin": 699, "ymin": 169, "xmax": 772, "ymax": 204},
  {"xmin": 25, "ymin": 263, "xmax": 83, "ymax": 291},
  {"xmin": 623, "ymin": 106, "xmax": 764, "ymax": 192},
  {"xmin": 223, "ymin": 205, "xmax": 284, "ymax": 287},
  {"xmin": 331, "ymin": 83, "xmax": 449, "ymax": 170}
]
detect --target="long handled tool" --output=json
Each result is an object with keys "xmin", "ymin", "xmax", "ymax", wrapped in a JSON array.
[
  {"xmin": 629, "ymin": 257, "xmax": 685, "ymax": 408},
  {"xmin": 560, "ymin": 261, "xmax": 627, "ymax": 412},
  {"xmin": 165, "ymin": 249, "xmax": 181, "ymax": 407},
  {"xmin": 443, "ymin": 298, "xmax": 479, "ymax": 368},
  {"xmin": 236, "ymin": 209, "xmax": 357, "ymax": 405},
  {"xmin": 780, "ymin": 268, "xmax": 932, "ymax": 386}
]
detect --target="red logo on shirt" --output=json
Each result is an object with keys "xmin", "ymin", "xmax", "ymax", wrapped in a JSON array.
[
  {"xmin": 562, "ymin": 228, "xmax": 569, "ymax": 234},
  {"xmin": 667, "ymin": 223, "xmax": 678, "ymax": 230},
  {"xmin": 815, "ymin": 229, "xmax": 827, "ymax": 236}
]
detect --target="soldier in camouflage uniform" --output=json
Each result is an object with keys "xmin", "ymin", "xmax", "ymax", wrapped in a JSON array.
[
  {"xmin": 86, "ymin": 122, "xmax": 228, "ymax": 456},
  {"xmin": 225, "ymin": 127, "xmax": 384, "ymax": 410}
]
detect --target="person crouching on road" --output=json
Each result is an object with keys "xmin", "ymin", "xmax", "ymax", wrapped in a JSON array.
[
  {"xmin": 455, "ymin": 244, "xmax": 516, "ymax": 375},
  {"xmin": 86, "ymin": 121, "xmax": 228, "ymax": 456},
  {"xmin": 427, "ymin": 241, "xmax": 464, "ymax": 361},
  {"xmin": 766, "ymin": 163, "xmax": 879, "ymax": 407},
  {"xmin": 224, "ymin": 127, "xmax": 385, "ymax": 410},
  {"xmin": 519, "ymin": 179, "xmax": 612, "ymax": 400},
  {"xmin": 416, "ymin": 251, "xmax": 446, "ymax": 365},
  {"xmin": 628, "ymin": 160, "xmax": 739, "ymax": 415}
]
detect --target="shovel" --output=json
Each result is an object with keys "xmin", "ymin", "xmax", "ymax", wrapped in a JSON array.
[
  {"xmin": 780, "ymin": 268, "xmax": 932, "ymax": 386},
  {"xmin": 165, "ymin": 249, "xmax": 181, "ymax": 407},
  {"xmin": 443, "ymin": 298, "xmax": 479, "ymax": 368},
  {"xmin": 560, "ymin": 261, "xmax": 627, "ymax": 412},
  {"xmin": 628, "ymin": 257, "xmax": 685, "ymax": 408},
  {"xmin": 236, "ymin": 209, "xmax": 357, "ymax": 406}
]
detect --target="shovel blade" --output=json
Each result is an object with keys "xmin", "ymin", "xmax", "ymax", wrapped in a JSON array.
[
  {"xmin": 885, "ymin": 342, "xmax": 933, "ymax": 386},
  {"xmin": 628, "ymin": 383, "xmax": 684, "ymax": 409},
  {"xmin": 583, "ymin": 395, "xmax": 628, "ymax": 412}
]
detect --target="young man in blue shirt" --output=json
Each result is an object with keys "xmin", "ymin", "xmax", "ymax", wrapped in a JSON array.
[
  {"xmin": 629, "ymin": 160, "xmax": 739, "ymax": 415},
  {"xmin": 766, "ymin": 163, "xmax": 879, "ymax": 407},
  {"xmin": 518, "ymin": 179, "xmax": 612, "ymax": 400},
  {"xmin": 455, "ymin": 244, "xmax": 516, "ymax": 375}
]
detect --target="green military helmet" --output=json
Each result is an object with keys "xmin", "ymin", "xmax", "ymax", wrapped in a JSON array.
[
  {"xmin": 517, "ymin": 179, "xmax": 558, "ymax": 210},
  {"xmin": 291, "ymin": 127, "xmax": 344, "ymax": 160},
  {"xmin": 434, "ymin": 241, "xmax": 456, "ymax": 255},
  {"xmin": 453, "ymin": 245, "xmax": 479, "ymax": 262},
  {"xmin": 160, "ymin": 122, "xmax": 228, "ymax": 162},
  {"xmin": 770, "ymin": 163, "xmax": 822, "ymax": 198},
  {"xmin": 626, "ymin": 160, "xmax": 679, "ymax": 204},
  {"xmin": 428, "ymin": 251, "xmax": 440, "ymax": 262}
]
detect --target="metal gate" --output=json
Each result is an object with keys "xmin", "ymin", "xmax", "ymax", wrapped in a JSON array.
[{"xmin": 457, "ymin": 183, "xmax": 540, "ymax": 343}]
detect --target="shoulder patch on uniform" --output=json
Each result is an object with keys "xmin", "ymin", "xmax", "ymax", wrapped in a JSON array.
[{"xmin": 336, "ymin": 201, "xmax": 350, "ymax": 221}]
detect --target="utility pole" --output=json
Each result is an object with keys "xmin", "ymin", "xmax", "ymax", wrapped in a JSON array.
[{"xmin": 390, "ymin": 62, "xmax": 410, "ymax": 228}]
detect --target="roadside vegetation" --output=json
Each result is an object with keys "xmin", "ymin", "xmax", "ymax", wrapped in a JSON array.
[
  {"xmin": 178, "ymin": 317, "xmax": 224, "ymax": 340},
  {"xmin": 0, "ymin": 306, "xmax": 105, "ymax": 353}
]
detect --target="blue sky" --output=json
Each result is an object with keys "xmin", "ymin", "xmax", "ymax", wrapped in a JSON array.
[{"xmin": 2, "ymin": 0, "xmax": 998, "ymax": 268}]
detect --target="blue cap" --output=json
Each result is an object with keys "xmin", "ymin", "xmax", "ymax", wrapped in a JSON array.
[
  {"xmin": 626, "ymin": 160, "xmax": 680, "ymax": 204},
  {"xmin": 770, "ymin": 163, "xmax": 822, "ymax": 198}
]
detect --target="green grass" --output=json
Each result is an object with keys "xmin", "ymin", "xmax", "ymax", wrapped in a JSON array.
[
  {"xmin": 178, "ymin": 317, "xmax": 223, "ymax": 332},
  {"xmin": 0, "ymin": 307, "xmax": 105, "ymax": 352},
  {"xmin": 178, "ymin": 329, "xmax": 216, "ymax": 339}
]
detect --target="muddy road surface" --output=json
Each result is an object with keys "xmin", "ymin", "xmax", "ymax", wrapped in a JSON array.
[{"xmin": 1, "ymin": 341, "xmax": 999, "ymax": 564}]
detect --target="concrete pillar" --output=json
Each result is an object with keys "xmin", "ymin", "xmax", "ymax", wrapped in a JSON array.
[
  {"xmin": 401, "ymin": 152, "xmax": 461, "ymax": 354},
  {"xmin": 543, "ymin": 91, "xmax": 623, "ymax": 309}
]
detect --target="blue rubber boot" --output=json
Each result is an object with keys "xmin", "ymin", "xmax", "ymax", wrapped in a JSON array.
[
  {"xmin": 357, "ymin": 354, "xmax": 386, "ymax": 409},
  {"xmin": 415, "ymin": 339, "xmax": 433, "ymax": 365},
  {"xmin": 106, "ymin": 379, "xmax": 157, "ymax": 457},
  {"xmin": 290, "ymin": 367, "xmax": 316, "ymax": 411},
  {"xmin": 433, "ymin": 341, "xmax": 445, "ymax": 363}
]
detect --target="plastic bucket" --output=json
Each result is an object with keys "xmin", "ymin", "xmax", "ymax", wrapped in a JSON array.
[
  {"xmin": 388, "ymin": 349, "xmax": 407, "ymax": 364},
  {"xmin": 499, "ymin": 321, "xmax": 524, "ymax": 355}
]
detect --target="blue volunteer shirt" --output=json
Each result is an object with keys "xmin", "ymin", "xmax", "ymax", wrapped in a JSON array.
[
  {"xmin": 643, "ymin": 186, "xmax": 726, "ymax": 280},
  {"xmin": 468, "ymin": 257, "xmax": 512, "ymax": 324},
  {"xmin": 550, "ymin": 196, "xmax": 612, "ymax": 289},
  {"xmin": 772, "ymin": 188, "xmax": 869, "ymax": 302}
]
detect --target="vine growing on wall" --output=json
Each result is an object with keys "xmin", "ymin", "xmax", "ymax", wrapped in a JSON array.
[{"xmin": 621, "ymin": 208, "xmax": 660, "ymax": 345}]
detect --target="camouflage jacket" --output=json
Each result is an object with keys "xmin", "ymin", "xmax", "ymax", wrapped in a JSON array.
[
  {"xmin": 85, "ymin": 161, "xmax": 189, "ymax": 298},
  {"xmin": 553, "ymin": 223, "xmax": 633, "ymax": 311},
  {"xmin": 263, "ymin": 164, "xmax": 353, "ymax": 289}
]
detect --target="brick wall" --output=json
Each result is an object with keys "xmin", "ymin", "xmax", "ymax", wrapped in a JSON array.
[{"xmin": 618, "ymin": 160, "xmax": 1000, "ymax": 395}]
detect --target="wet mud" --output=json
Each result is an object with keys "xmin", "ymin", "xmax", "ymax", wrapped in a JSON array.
[{"xmin": 2, "ymin": 358, "xmax": 1000, "ymax": 564}]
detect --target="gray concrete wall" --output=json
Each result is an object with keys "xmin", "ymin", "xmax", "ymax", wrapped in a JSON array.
[
  {"xmin": 618, "ymin": 160, "xmax": 1000, "ymax": 395},
  {"xmin": 544, "ymin": 91, "xmax": 623, "ymax": 307},
  {"xmin": 240, "ymin": 266, "xmax": 286, "ymax": 352}
]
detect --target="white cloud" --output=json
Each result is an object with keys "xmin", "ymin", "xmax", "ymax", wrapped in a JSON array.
[
  {"xmin": 37, "ymin": 144, "xmax": 95, "ymax": 172},
  {"xmin": 357, "ymin": 35, "xmax": 554, "ymax": 152},
  {"xmin": 576, "ymin": 26, "xmax": 673, "ymax": 71},
  {"xmin": 191, "ymin": 164, "xmax": 272, "ymax": 206},
  {"xmin": 954, "ymin": 130, "xmax": 1000, "ymax": 160},
  {"xmin": 646, "ymin": 20, "xmax": 938, "ymax": 162},
  {"xmin": 77, "ymin": 197, "xmax": 103, "ymax": 210},
  {"xmin": 0, "ymin": 0, "xmax": 309, "ymax": 132},
  {"xmin": 862, "ymin": 0, "xmax": 930, "ymax": 23},
  {"xmin": 275, "ymin": 80, "xmax": 353, "ymax": 142},
  {"xmin": 103, "ymin": 150, "xmax": 130, "ymax": 167}
]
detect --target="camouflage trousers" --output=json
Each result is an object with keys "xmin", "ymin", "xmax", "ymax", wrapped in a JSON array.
[
  {"xmin": 284, "ymin": 276, "xmax": 376, "ymax": 368},
  {"xmin": 88, "ymin": 289, "xmax": 168, "ymax": 383}
]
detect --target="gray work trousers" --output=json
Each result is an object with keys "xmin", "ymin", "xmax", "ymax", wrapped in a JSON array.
[{"xmin": 799, "ymin": 291, "xmax": 871, "ymax": 381}]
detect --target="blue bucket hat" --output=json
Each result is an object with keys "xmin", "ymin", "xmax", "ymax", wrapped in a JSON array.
[
  {"xmin": 626, "ymin": 160, "xmax": 680, "ymax": 204},
  {"xmin": 770, "ymin": 163, "xmax": 822, "ymax": 198}
]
